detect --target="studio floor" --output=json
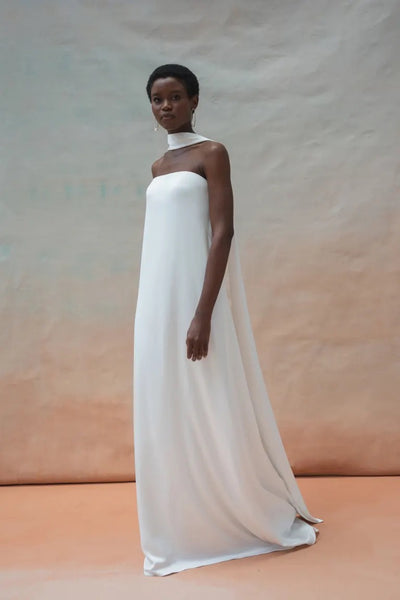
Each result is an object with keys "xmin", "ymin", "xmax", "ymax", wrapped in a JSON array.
[{"xmin": 0, "ymin": 476, "xmax": 399, "ymax": 599}]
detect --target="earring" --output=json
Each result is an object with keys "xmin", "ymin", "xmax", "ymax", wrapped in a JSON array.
[
  {"xmin": 154, "ymin": 119, "xmax": 159, "ymax": 132},
  {"xmin": 191, "ymin": 110, "xmax": 196, "ymax": 128}
]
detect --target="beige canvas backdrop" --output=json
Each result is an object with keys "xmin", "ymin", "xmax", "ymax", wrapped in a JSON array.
[{"xmin": 1, "ymin": 0, "xmax": 399, "ymax": 484}]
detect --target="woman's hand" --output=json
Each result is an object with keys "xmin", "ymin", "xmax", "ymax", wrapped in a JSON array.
[{"xmin": 186, "ymin": 313, "xmax": 211, "ymax": 361}]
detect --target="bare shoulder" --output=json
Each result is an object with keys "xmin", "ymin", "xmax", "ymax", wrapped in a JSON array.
[
  {"xmin": 151, "ymin": 156, "xmax": 163, "ymax": 178},
  {"xmin": 201, "ymin": 140, "xmax": 231, "ymax": 176},
  {"xmin": 202, "ymin": 140, "xmax": 229, "ymax": 157}
]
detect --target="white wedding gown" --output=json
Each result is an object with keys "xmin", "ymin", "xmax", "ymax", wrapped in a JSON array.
[{"xmin": 133, "ymin": 132, "xmax": 322, "ymax": 577}]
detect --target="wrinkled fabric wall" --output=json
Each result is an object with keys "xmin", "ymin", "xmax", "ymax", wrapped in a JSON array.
[{"xmin": 1, "ymin": 0, "xmax": 399, "ymax": 483}]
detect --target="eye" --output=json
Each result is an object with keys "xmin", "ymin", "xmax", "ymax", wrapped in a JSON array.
[
  {"xmin": 171, "ymin": 94, "xmax": 181, "ymax": 101},
  {"xmin": 152, "ymin": 97, "xmax": 161, "ymax": 104}
]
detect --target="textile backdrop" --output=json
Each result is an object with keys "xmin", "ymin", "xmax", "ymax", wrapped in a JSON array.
[{"xmin": 1, "ymin": 0, "xmax": 399, "ymax": 483}]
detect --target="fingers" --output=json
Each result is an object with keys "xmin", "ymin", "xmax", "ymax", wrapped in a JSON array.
[
  {"xmin": 186, "ymin": 339, "xmax": 208, "ymax": 361},
  {"xmin": 186, "ymin": 338, "xmax": 192, "ymax": 360}
]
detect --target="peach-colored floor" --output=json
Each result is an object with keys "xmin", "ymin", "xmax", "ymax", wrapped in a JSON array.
[{"xmin": 1, "ymin": 477, "xmax": 399, "ymax": 599}]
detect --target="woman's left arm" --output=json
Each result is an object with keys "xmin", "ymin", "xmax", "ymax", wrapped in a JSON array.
[{"xmin": 186, "ymin": 143, "xmax": 234, "ymax": 361}]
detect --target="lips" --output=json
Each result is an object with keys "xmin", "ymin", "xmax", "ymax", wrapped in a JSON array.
[{"xmin": 161, "ymin": 114, "xmax": 174, "ymax": 119}]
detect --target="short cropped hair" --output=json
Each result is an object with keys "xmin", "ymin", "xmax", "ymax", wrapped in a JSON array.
[{"xmin": 146, "ymin": 64, "xmax": 199, "ymax": 101}]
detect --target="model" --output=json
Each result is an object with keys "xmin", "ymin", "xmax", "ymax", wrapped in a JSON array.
[{"xmin": 133, "ymin": 63, "xmax": 323, "ymax": 577}]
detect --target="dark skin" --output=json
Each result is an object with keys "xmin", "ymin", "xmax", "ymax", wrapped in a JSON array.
[{"xmin": 150, "ymin": 77, "xmax": 234, "ymax": 361}]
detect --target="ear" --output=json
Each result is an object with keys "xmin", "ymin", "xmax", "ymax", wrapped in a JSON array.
[{"xmin": 191, "ymin": 95, "xmax": 199, "ymax": 111}]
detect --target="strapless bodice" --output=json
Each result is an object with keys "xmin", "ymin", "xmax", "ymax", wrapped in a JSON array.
[
  {"xmin": 147, "ymin": 170, "xmax": 207, "ymax": 188},
  {"xmin": 146, "ymin": 170, "xmax": 209, "ymax": 212}
]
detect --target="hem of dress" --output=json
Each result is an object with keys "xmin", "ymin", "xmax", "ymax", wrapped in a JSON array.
[
  {"xmin": 296, "ymin": 511, "xmax": 324, "ymax": 524},
  {"xmin": 143, "ymin": 529, "xmax": 318, "ymax": 577}
]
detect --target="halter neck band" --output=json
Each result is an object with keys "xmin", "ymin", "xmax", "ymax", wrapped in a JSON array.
[{"xmin": 167, "ymin": 131, "xmax": 212, "ymax": 150}]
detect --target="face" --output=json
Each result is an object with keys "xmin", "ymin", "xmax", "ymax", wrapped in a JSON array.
[{"xmin": 150, "ymin": 77, "xmax": 198, "ymax": 133}]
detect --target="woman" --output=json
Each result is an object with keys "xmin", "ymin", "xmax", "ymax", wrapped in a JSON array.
[{"xmin": 134, "ymin": 63, "xmax": 323, "ymax": 577}]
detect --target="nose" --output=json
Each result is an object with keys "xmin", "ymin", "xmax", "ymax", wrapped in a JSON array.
[{"xmin": 161, "ymin": 98, "xmax": 172, "ymax": 111}]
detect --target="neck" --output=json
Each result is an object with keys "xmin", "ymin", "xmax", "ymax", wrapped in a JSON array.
[{"xmin": 167, "ymin": 131, "xmax": 212, "ymax": 150}]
